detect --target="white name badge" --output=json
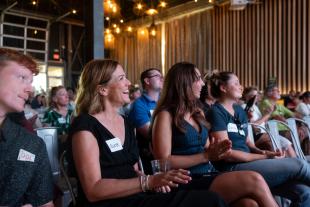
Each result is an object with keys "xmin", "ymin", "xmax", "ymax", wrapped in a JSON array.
[
  {"xmin": 150, "ymin": 110, "xmax": 154, "ymax": 116},
  {"xmin": 106, "ymin": 137, "xmax": 123, "ymax": 152},
  {"xmin": 17, "ymin": 149, "xmax": 35, "ymax": 162},
  {"xmin": 227, "ymin": 123, "xmax": 238, "ymax": 133},
  {"xmin": 58, "ymin": 117, "xmax": 66, "ymax": 124}
]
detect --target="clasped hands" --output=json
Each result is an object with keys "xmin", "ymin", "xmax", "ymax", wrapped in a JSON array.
[{"xmin": 148, "ymin": 169, "xmax": 192, "ymax": 193}]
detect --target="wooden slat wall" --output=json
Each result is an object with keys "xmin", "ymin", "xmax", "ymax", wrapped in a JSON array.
[
  {"xmin": 112, "ymin": 0, "xmax": 310, "ymax": 93},
  {"xmin": 111, "ymin": 25, "xmax": 162, "ymax": 85},
  {"xmin": 206, "ymin": 0, "xmax": 310, "ymax": 93}
]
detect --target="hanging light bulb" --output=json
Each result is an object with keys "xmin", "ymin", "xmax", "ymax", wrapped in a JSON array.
[
  {"xmin": 105, "ymin": 28, "xmax": 111, "ymax": 34},
  {"xmin": 115, "ymin": 27, "xmax": 121, "ymax": 34},
  {"xmin": 149, "ymin": 22, "xmax": 156, "ymax": 37},
  {"xmin": 145, "ymin": 8, "xmax": 158, "ymax": 16},
  {"xmin": 133, "ymin": 2, "xmax": 146, "ymax": 16},
  {"xmin": 127, "ymin": 26, "xmax": 133, "ymax": 32},
  {"xmin": 159, "ymin": 1, "xmax": 167, "ymax": 8}
]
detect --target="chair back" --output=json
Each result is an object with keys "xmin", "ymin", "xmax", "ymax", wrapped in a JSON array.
[
  {"xmin": 267, "ymin": 119, "xmax": 306, "ymax": 160},
  {"xmin": 247, "ymin": 123, "xmax": 255, "ymax": 144},
  {"xmin": 303, "ymin": 116, "xmax": 310, "ymax": 137},
  {"xmin": 35, "ymin": 127, "xmax": 60, "ymax": 179},
  {"xmin": 248, "ymin": 122, "xmax": 280, "ymax": 150}
]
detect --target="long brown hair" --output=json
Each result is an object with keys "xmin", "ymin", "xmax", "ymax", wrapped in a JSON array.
[
  {"xmin": 75, "ymin": 59, "xmax": 119, "ymax": 115},
  {"xmin": 153, "ymin": 62, "xmax": 207, "ymax": 132}
]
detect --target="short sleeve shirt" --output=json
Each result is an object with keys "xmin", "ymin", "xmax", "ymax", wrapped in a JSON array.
[
  {"xmin": 0, "ymin": 118, "xmax": 53, "ymax": 206},
  {"xmin": 209, "ymin": 103, "xmax": 250, "ymax": 171},
  {"xmin": 128, "ymin": 93, "xmax": 157, "ymax": 128},
  {"xmin": 259, "ymin": 99, "xmax": 293, "ymax": 130}
]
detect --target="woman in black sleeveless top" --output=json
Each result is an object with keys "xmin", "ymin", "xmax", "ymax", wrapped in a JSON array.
[{"xmin": 66, "ymin": 59, "xmax": 228, "ymax": 207}]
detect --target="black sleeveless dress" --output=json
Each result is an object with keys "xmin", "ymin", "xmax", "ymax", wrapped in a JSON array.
[{"xmin": 66, "ymin": 113, "xmax": 228, "ymax": 207}]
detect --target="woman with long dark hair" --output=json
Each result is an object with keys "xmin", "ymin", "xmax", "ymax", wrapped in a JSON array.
[{"xmin": 152, "ymin": 62, "xmax": 278, "ymax": 207}]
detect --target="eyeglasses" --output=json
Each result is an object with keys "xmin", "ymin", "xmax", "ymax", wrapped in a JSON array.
[{"xmin": 147, "ymin": 74, "xmax": 163, "ymax": 79}]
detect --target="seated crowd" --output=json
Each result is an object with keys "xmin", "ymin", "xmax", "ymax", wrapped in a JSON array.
[{"xmin": 1, "ymin": 48, "xmax": 310, "ymax": 207}]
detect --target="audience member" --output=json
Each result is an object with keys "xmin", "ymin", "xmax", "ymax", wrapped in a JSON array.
[
  {"xmin": 152, "ymin": 62, "xmax": 278, "ymax": 207},
  {"xmin": 242, "ymin": 86, "xmax": 296, "ymax": 157},
  {"xmin": 31, "ymin": 94, "xmax": 45, "ymax": 109},
  {"xmin": 43, "ymin": 86, "xmax": 73, "ymax": 135},
  {"xmin": 208, "ymin": 71, "xmax": 310, "ymax": 207},
  {"xmin": 0, "ymin": 48, "xmax": 54, "ymax": 206},
  {"xmin": 284, "ymin": 90, "xmax": 297, "ymax": 111},
  {"xmin": 67, "ymin": 87, "xmax": 76, "ymax": 111},
  {"xmin": 259, "ymin": 84, "xmax": 308, "ymax": 143},
  {"xmin": 128, "ymin": 68, "xmax": 163, "ymax": 174},
  {"xmin": 66, "ymin": 59, "xmax": 228, "ymax": 207},
  {"xmin": 296, "ymin": 91, "xmax": 310, "ymax": 117},
  {"xmin": 199, "ymin": 79, "xmax": 216, "ymax": 118},
  {"xmin": 119, "ymin": 84, "xmax": 141, "ymax": 117}
]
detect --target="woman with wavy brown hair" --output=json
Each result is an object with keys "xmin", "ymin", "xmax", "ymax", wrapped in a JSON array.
[{"xmin": 151, "ymin": 62, "xmax": 278, "ymax": 207}]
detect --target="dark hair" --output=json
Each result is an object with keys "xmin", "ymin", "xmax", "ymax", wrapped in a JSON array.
[
  {"xmin": 199, "ymin": 84, "xmax": 209, "ymax": 102},
  {"xmin": 140, "ymin": 68, "xmax": 161, "ymax": 89},
  {"xmin": 209, "ymin": 71, "xmax": 234, "ymax": 99},
  {"xmin": 153, "ymin": 62, "xmax": 207, "ymax": 132},
  {"xmin": 0, "ymin": 48, "xmax": 38, "ymax": 74},
  {"xmin": 242, "ymin": 86, "xmax": 258, "ymax": 101},
  {"xmin": 264, "ymin": 84, "xmax": 278, "ymax": 97},
  {"xmin": 301, "ymin": 91, "xmax": 310, "ymax": 100}
]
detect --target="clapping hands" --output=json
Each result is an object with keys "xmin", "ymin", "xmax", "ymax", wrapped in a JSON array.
[{"xmin": 206, "ymin": 137, "xmax": 232, "ymax": 161}]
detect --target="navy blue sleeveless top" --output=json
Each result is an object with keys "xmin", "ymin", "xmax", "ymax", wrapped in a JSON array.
[{"xmin": 171, "ymin": 120, "xmax": 216, "ymax": 175}]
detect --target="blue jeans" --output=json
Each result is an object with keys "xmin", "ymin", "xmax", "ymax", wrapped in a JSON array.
[
  {"xmin": 231, "ymin": 158, "xmax": 310, "ymax": 207},
  {"xmin": 272, "ymin": 181, "xmax": 310, "ymax": 207}
]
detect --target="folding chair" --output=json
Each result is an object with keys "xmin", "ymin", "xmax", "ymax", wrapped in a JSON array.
[
  {"xmin": 59, "ymin": 151, "xmax": 77, "ymax": 207},
  {"xmin": 267, "ymin": 120, "xmax": 306, "ymax": 160},
  {"xmin": 35, "ymin": 127, "xmax": 60, "ymax": 180},
  {"xmin": 286, "ymin": 118, "xmax": 310, "ymax": 159},
  {"xmin": 247, "ymin": 123, "xmax": 281, "ymax": 151}
]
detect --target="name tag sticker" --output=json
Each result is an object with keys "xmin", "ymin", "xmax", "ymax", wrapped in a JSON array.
[
  {"xmin": 106, "ymin": 137, "xmax": 123, "ymax": 152},
  {"xmin": 17, "ymin": 149, "xmax": 35, "ymax": 162},
  {"xmin": 58, "ymin": 117, "xmax": 66, "ymax": 124},
  {"xmin": 227, "ymin": 123, "xmax": 238, "ymax": 133}
]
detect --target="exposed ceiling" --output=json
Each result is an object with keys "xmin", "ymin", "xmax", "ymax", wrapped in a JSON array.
[{"xmin": 0, "ymin": 0, "xmax": 197, "ymax": 23}]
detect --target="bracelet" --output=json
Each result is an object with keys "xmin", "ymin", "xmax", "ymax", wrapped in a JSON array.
[
  {"xmin": 146, "ymin": 175, "xmax": 150, "ymax": 191},
  {"xmin": 139, "ymin": 175, "xmax": 150, "ymax": 192}
]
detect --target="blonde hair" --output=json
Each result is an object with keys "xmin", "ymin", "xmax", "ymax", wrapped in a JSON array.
[{"xmin": 75, "ymin": 59, "xmax": 119, "ymax": 115}]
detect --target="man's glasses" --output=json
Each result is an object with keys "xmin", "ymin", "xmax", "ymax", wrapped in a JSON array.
[{"xmin": 147, "ymin": 74, "xmax": 163, "ymax": 79}]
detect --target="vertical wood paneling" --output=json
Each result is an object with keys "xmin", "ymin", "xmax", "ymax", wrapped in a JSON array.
[
  {"xmin": 112, "ymin": 0, "xmax": 310, "ymax": 93},
  {"xmin": 206, "ymin": 0, "xmax": 310, "ymax": 93},
  {"xmin": 277, "ymin": 0, "xmax": 282, "ymax": 90}
]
